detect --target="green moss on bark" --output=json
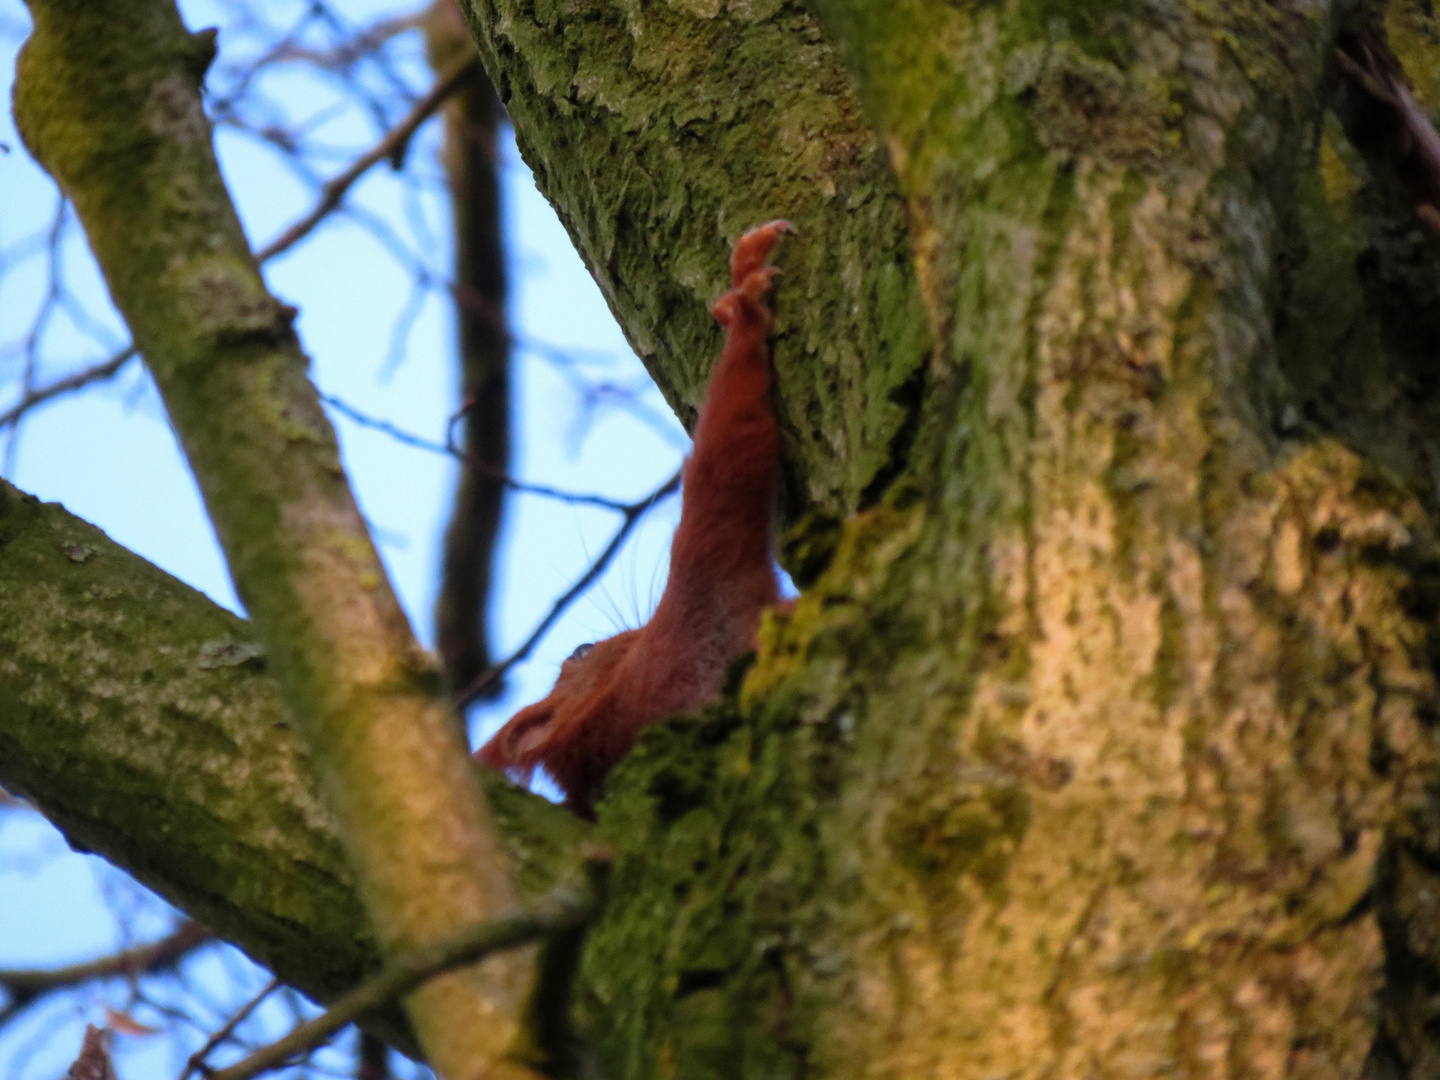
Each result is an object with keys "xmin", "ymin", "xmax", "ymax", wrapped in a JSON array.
[
  {"xmin": 459, "ymin": 0, "xmax": 930, "ymax": 516},
  {"xmin": 21, "ymin": 0, "xmax": 1440, "ymax": 1074},
  {"xmin": 507, "ymin": 2, "xmax": 1440, "ymax": 1076},
  {"xmin": 0, "ymin": 479, "xmax": 591, "ymax": 1055},
  {"xmin": 14, "ymin": 1, "xmax": 544, "ymax": 1070}
]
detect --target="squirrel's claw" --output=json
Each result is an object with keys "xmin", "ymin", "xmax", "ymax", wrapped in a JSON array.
[{"xmin": 730, "ymin": 220, "xmax": 793, "ymax": 287}]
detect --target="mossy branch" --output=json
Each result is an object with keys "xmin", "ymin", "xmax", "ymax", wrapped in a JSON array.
[
  {"xmin": 0, "ymin": 479, "xmax": 593, "ymax": 1056},
  {"xmin": 11, "ymin": 3, "xmax": 543, "ymax": 1072},
  {"xmin": 458, "ymin": 0, "xmax": 931, "ymax": 519}
]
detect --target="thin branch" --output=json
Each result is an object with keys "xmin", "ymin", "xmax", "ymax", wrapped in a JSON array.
[
  {"xmin": 1, "ymin": 56, "xmax": 469, "ymax": 434},
  {"xmin": 207, "ymin": 885, "xmax": 596, "ymax": 1080},
  {"xmin": 254, "ymin": 55, "xmax": 482, "ymax": 263},
  {"xmin": 4, "ymin": 198, "xmax": 67, "ymax": 470},
  {"xmin": 0, "ymin": 922, "xmax": 210, "ymax": 1028},
  {"xmin": 356, "ymin": 1031, "xmax": 389, "ymax": 1080},
  {"xmin": 435, "ymin": 52, "xmax": 511, "ymax": 699},
  {"xmin": 564, "ymin": 377, "xmax": 689, "ymax": 450},
  {"xmin": 455, "ymin": 467, "xmax": 684, "ymax": 709},
  {"xmin": 204, "ymin": 3, "xmax": 325, "ymax": 115},
  {"xmin": 1333, "ymin": 31, "xmax": 1440, "ymax": 231},
  {"xmin": 380, "ymin": 276, "xmax": 430, "ymax": 376},
  {"xmin": 0, "ymin": 347, "xmax": 137, "ymax": 432},
  {"xmin": 310, "ymin": 1, "xmax": 422, "ymax": 114},
  {"xmin": 66, "ymin": 1025, "xmax": 116, "ymax": 1080},
  {"xmin": 178, "ymin": 978, "xmax": 279, "ymax": 1080},
  {"xmin": 257, "ymin": 13, "xmax": 422, "ymax": 74},
  {"xmin": 320, "ymin": 392, "xmax": 647, "ymax": 511}
]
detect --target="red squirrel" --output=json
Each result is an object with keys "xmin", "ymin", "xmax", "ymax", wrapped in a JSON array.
[{"xmin": 478, "ymin": 220, "xmax": 792, "ymax": 814}]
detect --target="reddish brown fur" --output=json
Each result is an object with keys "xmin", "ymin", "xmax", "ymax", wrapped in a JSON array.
[{"xmin": 477, "ymin": 221, "xmax": 791, "ymax": 814}]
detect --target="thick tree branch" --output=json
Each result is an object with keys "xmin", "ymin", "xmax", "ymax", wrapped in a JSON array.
[
  {"xmin": 0, "ymin": 478, "xmax": 593, "ymax": 1056},
  {"xmin": 13, "ymin": 2, "xmax": 535, "ymax": 1074},
  {"xmin": 459, "ymin": 0, "xmax": 930, "ymax": 518}
]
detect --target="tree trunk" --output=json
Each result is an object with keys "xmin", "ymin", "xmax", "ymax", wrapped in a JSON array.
[
  {"xmin": 469, "ymin": 0, "xmax": 1440, "ymax": 1075},
  {"xmin": 9, "ymin": 0, "xmax": 1440, "ymax": 1076}
]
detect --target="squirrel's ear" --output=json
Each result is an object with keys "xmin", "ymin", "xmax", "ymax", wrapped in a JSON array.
[
  {"xmin": 476, "ymin": 697, "xmax": 554, "ymax": 772},
  {"xmin": 513, "ymin": 715, "xmax": 556, "ymax": 758}
]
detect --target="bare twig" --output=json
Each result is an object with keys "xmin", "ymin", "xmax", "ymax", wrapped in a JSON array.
[
  {"xmin": 311, "ymin": 1, "xmax": 422, "ymax": 118},
  {"xmin": 204, "ymin": 3, "xmax": 326, "ymax": 115},
  {"xmin": 433, "ymin": 40, "xmax": 511, "ymax": 699},
  {"xmin": 4, "ymin": 199, "xmax": 66, "ymax": 469},
  {"xmin": 260, "ymin": 13, "xmax": 422, "ymax": 74},
  {"xmin": 0, "ymin": 347, "xmax": 137, "ymax": 432},
  {"xmin": 0, "ymin": 56, "xmax": 485, "ymax": 444},
  {"xmin": 1333, "ymin": 31, "xmax": 1440, "ymax": 231},
  {"xmin": 356, "ymin": 1031, "xmax": 389, "ymax": 1080},
  {"xmin": 0, "ymin": 922, "xmax": 210, "ymax": 1028},
  {"xmin": 1, "ymin": 59, "xmax": 468, "ymax": 436},
  {"xmin": 455, "ymin": 467, "xmax": 683, "ymax": 708},
  {"xmin": 566, "ymin": 378, "xmax": 689, "ymax": 449},
  {"xmin": 66, "ymin": 1025, "xmax": 116, "ymax": 1080},
  {"xmin": 254, "ymin": 54, "xmax": 482, "ymax": 263},
  {"xmin": 319, "ymin": 393, "xmax": 645, "ymax": 512},
  {"xmin": 207, "ymin": 885, "xmax": 596, "ymax": 1080},
  {"xmin": 178, "ymin": 978, "xmax": 279, "ymax": 1080}
]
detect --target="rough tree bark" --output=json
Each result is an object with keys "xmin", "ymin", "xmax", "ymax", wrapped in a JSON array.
[
  {"xmin": 10, "ymin": 1, "xmax": 539, "ymax": 1075},
  {"xmin": 0, "ymin": 479, "xmax": 591, "ymax": 1057},
  {"xmin": 8, "ymin": 0, "xmax": 1440, "ymax": 1077}
]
